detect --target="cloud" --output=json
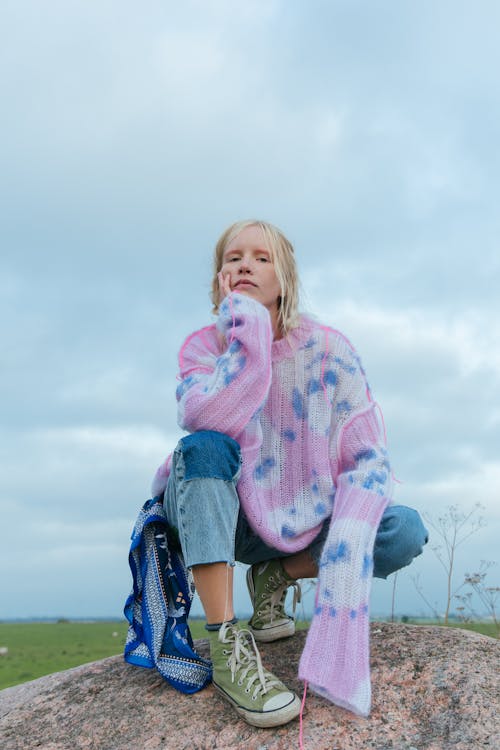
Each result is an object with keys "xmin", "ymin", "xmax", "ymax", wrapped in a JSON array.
[
  {"xmin": 417, "ymin": 462, "xmax": 500, "ymax": 521},
  {"xmin": 322, "ymin": 300, "xmax": 500, "ymax": 379},
  {"xmin": 301, "ymin": 294, "xmax": 500, "ymax": 521},
  {"xmin": 0, "ymin": 0, "xmax": 499, "ymax": 619},
  {"xmin": 0, "ymin": 425, "xmax": 180, "ymax": 518}
]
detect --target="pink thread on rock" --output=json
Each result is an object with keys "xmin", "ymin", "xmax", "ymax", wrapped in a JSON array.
[{"xmin": 299, "ymin": 680, "xmax": 308, "ymax": 750}]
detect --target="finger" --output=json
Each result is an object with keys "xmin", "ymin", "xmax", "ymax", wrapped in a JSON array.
[{"xmin": 218, "ymin": 272, "xmax": 229, "ymax": 302}]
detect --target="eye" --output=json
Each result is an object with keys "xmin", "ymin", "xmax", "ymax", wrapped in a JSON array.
[{"xmin": 257, "ymin": 256, "xmax": 270, "ymax": 263}]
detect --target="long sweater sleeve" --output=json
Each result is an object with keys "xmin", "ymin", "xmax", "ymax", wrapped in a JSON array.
[
  {"xmin": 299, "ymin": 337, "xmax": 392, "ymax": 716},
  {"xmin": 151, "ymin": 293, "xmax": 273, "ymax": 498},
  {"xmin": 176, "ymin": 293, "xmax": 273, "ymax": 438}
]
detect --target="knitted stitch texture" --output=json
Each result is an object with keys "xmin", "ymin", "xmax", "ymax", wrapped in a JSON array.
[{"xmin": 152, "ymin": 293, "xmax": 392, "ymax": 715}]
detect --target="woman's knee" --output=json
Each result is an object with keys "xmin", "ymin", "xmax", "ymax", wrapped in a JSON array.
[
  {"xmin": 176, "ymin": 430, "xmax": 241, "ymax": 481},
  {"xmin": 373, "ymin": 505, "xmax": 429, "ymax": 579}
]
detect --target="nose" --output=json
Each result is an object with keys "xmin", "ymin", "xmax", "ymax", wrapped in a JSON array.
[{"xmin": 238, "ymin": 257, "xmax": 252, "ymax": 274}]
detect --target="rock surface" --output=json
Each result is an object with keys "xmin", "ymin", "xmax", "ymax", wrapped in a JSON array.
[{"xmin": 0, "ymin": 623, "xmax": 498, "ymax": 750}]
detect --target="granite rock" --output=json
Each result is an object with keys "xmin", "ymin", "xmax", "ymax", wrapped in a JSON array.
[{"xmin": 0, "ymin": 623, "xmax": 498, "ymax": 750}]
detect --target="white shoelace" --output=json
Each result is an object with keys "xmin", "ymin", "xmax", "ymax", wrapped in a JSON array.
[
  {"xmin": 218, "ymin": 623, "xmax": 282, "ymax": 700},
  {"xmin": 260, "ymin": 576, "xmax": 301, "ymax": 623}
]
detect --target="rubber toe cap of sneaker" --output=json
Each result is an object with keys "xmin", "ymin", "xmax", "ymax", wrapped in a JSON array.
[{"xmin": 262, "ymin": 691, "xmax": 296, "ymax": 711}]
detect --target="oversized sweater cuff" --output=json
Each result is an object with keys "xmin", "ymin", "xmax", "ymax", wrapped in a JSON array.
[
  {"xmin": 299, "ymin": 483, "xmax": 389, "ymax": 716},
  {"xmin": 216, "ymin": 292, "xmax": 271, "ymax": 341}
]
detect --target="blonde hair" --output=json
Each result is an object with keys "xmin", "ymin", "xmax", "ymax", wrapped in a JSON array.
[{"xmin": 211, "ymin": 220, "xmax": 300, "ymax": 334}]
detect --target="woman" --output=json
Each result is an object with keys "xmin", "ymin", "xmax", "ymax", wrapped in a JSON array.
[{"xmin": 149, "ymin": 220, "xmax": 427, "ymax": 727}]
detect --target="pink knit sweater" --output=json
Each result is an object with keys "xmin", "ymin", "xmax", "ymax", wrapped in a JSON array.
[{"xmin": 152, "ymin": 293, "xmax": 393, "ymax": 716}]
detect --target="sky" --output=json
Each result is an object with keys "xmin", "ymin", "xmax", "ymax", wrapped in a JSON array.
[{"xmin": 1, "ymin": 0, "xmax": 499, "ymax": 621}]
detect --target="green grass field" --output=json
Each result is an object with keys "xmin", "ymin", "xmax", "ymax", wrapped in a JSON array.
[
  {"xmin": 0, "ymin": 620, "xmax": 132, "ymax": 691},
  {"xmin": 0, "ymin": 618, "xmax": 496, "ymax": 691}
]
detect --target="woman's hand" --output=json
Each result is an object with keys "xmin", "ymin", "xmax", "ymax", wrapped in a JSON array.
[{"xmin": 218, "ymin": 271, "xmax": 232, "ymax": 304}]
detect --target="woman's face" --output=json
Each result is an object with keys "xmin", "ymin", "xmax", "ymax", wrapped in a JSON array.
[{"xmin": 220, "ymin": 225, "xmax": 281, "ymax": 314}]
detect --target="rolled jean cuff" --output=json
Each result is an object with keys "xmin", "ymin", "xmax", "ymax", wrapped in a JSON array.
[
  {"xmin": 304, "ymin": 504, "xmax": 428, "ymax": 578},
  {"xmin": 163, "ymin": 431, "xmax": 242, "ymax": 570},
  {"xmin": 372, "ymin": 504, "xmax": 429, "ymax": 579}
]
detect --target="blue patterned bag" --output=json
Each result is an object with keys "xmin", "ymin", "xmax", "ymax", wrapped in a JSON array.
[{"xmin": 124, "ymin": 497, "xmax": 212, "ymax": 693}]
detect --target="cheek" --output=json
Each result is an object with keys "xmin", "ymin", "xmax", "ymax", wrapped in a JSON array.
[{"xmin": 268, "ymin": 270, "xmax": 281, "ymax": 294}]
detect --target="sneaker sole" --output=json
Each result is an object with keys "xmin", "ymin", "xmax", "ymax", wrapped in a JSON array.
[
  {"xmin": 212, "ymin": 682, "xmax": 301, "ymax": 727},
  {"xmin": 248, "ymin": 619, "xmax": 295, "ymax": 642}
]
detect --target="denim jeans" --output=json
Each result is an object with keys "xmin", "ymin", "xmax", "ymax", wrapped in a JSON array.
[{"xmin": 163, "ymin": 430, "xmax": 428, "ymax": 578}]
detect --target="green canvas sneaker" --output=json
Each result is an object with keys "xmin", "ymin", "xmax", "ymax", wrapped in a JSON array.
[
  {"xmin": 246, "ymin": 559, "xmax": 301, "ymax": 642},
  {"xmin": 208, "ymin": 621, "xmax": 301, "ymax": 727}
]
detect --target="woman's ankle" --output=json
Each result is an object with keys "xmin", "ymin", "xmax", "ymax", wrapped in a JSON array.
[{"xmin": 205, "ymin": 616, "xmax": 238, "ymax": 632}]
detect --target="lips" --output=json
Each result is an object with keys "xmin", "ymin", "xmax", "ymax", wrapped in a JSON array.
[{"xmin": 235, "ymin": 279, "xmax": 257, "ymax": 288}]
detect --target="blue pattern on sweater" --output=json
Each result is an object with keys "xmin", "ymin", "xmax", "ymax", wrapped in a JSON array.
[
  {"xmin": 355, "ymin": 448, "xmax": 377, "ymax": 462},
  {"xmin": 307, "ymin": 378, "xmax": 322, "ymax": 395},
  {"xmin": 362, "ymin": 553, "xmax": 373, "ymax": 578},
  {"xmin": 292, "ymin": 387, "xmax": 307, "ymax": 419},
  {"xmin": 326, "ymin": 540, "xmax": 350, "ymax": 563},
  {"xmin": 254, "ymin": 457, "xmax": 276, "ymax": 480},
  {"xmin": 363, "ymin": 470, "xmax": 388, "ymax": 491},
  {"xmin": 333, "ymin": 356, "xmax": 357, "ymax": 375},
  {"xmin": 336, "ymin": 399, "xmax": 352, "ymax": 415},
  {"xmin": 176, "ymin": 375, "xmax": 195, "ymax": 400},
  {"xmin": 323, "ymin": 369, "xmax": 337, "ymax": 386}
]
